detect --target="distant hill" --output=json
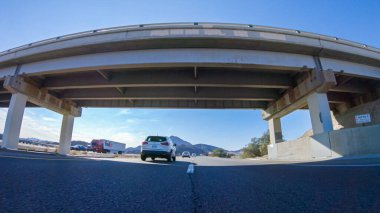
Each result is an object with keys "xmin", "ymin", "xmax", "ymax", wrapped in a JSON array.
[
  {"xmin": 194, "ymin": 144, "xmax": 219, "ymax": 153},
  {"xmin": 175, "ymin": 145, "xmax": 208, "ymax": 155},
  {"xmin": 125, "ymin": 145, "xmax": 141, "ymax": 154},
  {"xmin": 300, "ymin": 129, "xmax": 313, "ymax": 138},
  {"xmin": 124, "ymin": 136, "xmax": 222, "ymax": 155},
  {"xmin": 169, "ymin": 136, "xmax": 192, "ymax": 146},
  {"xmin": 1, "ymin": 133, "xmax": 226, "ymax": 155}
]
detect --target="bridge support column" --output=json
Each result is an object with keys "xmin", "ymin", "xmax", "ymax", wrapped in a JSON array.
[
  {"xmin": 307, "ymin": 92, "xmax": 333, "ymax": 134},
  {"xmin": 269, "ymin": 118, "xmax": 283, "ymax": 144},
  {"xmin": 58, "ymin": 114, "xmax": 75, "ymax": 155},
  {"xmin": 2, "ymin": 93, "xmax": 27, "ymax": 150}
]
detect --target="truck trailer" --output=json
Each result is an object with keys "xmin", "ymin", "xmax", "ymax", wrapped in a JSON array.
[{"xmin": 91, "ymin": 139, "xmax": 126, "ymax": 154}]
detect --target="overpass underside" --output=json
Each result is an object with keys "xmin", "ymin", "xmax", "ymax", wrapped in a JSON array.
[
  {"xmin": 0, "ymin": 23, "xmax": 379, "ymax": 156},
  {"xmin": 0, "ymin": 66, "xmax": 377, "ymax": 109},
  {"xmin": 0, "ymin": 67, "xmax": 377, "ymax": 119},
  {"xmin": 0, "ymin": 65, "xmax": 378, "ymax": 157}
]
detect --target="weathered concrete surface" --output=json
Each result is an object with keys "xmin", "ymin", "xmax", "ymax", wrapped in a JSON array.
[
  {"xmin": 273, "ymin": 137, "xmax": 311, "ymax": 160},
  {"xmin": 310, "ymin": 133, "xmax": 332, "ymax": 158},
  {"xmin": 269, "ymin": 124, "xmax": 380, "ymax": 160},
  {"xmin": 1, "ymin": 23, "xmax": 380, "ymax": 72},
  {"xmin": 268, "ymin": 118, "xmax": 283, "ymax": 144},
  {"xmin": 1, "ymin": 93, "xmax": 27, "ymax": 150},
  {"xmin": 3, "ymin": 76, "xmax": 81, "ymax": 117},
  {"xmin": 307, "ymin": 93, "xmax": 334, "ymax": 134},
  {"xmin": 263, "ymin": 70, "xmax": 336, "ymax": 120},
  {"xmin": 330, "ymin": 125, "xmax": 380, "ymax": 157},
  {"xmin": 267, "ymin": 144, "xmax": 278, "ymax": 160},
  {"xmin": 58, "ymin": 115, "xmax": 75, "ymax": 155},
  {"xmin": 334, "ymin": 99, "xmax": 380, "ymax": 128}
]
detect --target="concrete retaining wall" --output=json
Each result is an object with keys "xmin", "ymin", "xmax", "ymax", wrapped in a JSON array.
[
  {"xmin": 268, "ymin": 124, "xmax": 380, "ymax": 160},
  {"xmin": 275, "ymin": 137, "xmax": 311, "ymax": 160},
  {"xmin": 330, "ymin": 125, "xmax": 380, "ymax": 157},
  {"xmin": 334, "ymin": 99, "xmax": 380, "ymax": 129}
]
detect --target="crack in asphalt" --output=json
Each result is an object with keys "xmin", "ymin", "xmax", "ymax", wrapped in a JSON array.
[{"xmin": 187, "ymin": 166, "xmax": 201, "ymax": 213}]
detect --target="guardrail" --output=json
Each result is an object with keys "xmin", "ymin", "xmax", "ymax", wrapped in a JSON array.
[{"xmin": 0, "ymin": 22, "xmax": 378, "ymax": 56}]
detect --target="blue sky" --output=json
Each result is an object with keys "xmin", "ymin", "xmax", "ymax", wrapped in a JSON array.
[{"xmin": 0, "ymin": 0, "xmax": 379, "ymax": 150}]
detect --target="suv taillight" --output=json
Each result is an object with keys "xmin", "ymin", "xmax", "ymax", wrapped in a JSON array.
[
  {"xmin": 161, "ymin": 142, "xmax": 169, "ymax": 146},
  {"xmin": 142, "ymin": 141, "xmax": 148, "ymax": 145}
]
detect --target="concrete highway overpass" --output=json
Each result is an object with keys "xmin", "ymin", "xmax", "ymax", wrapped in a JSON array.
[{"xmin": 0, "ymin": 22, "xmax": 379, "ymax": 157}]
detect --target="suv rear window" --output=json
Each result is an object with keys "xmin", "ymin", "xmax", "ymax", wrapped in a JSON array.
[{"xmin": 146, "ymin": 136, "xmax": 167, "ymax": 142}]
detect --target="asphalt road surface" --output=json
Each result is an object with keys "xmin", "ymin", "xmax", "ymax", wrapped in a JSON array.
[{"xmin": 1, "ymin": 150, "xmax": 380, "ymax": 212}]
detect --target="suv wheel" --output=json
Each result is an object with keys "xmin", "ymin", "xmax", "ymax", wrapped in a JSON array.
[
  {"xmin": 141, "ymin": 155, "xmax": 146, "ymax": 161},
  {"xmin": 167, "ymin": 152, "xmax": 172, "ymax": 162}
]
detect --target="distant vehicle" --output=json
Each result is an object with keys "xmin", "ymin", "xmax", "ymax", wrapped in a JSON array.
[
  {"xmin": 141, "ymin": 136, "xmax": 176, "ymax": 162},
  {"xmin": 86, "ymin": 145, "xmax": 94, "ymax": 152},
  {"xmin": 191, "ymin": 153, "xmax": 197, "ymax": 157},
  {"xmin": 91, "ymin": 139, "xmax": 126, "ymax": 154},
  {"xmin": 70, "ymin": 145, "xmax": 87, "ymax": 151},
  {"xmin": 182, "ymin": 151, "xmax": 190, "ymax": 158}
]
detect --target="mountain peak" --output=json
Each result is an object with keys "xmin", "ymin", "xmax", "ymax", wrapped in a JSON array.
[{"xmin": 169, "ymin": 136, "xmax": 192, "ymax": 146}]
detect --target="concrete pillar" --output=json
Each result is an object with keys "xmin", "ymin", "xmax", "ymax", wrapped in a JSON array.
[
  {"xmin": 2, "ymin": 93, "xmax": 27, "ymax": 150},
  {"xmin": 307, "ymin": 92, "xmax": 333, "ymax": 134},
  {"xmin": 269, "ymin": 118, "xmax": 283, "ymax": 144},
  {"xmin": 58, "ymin": 114, "xmax": 75, "ymax": 155}
]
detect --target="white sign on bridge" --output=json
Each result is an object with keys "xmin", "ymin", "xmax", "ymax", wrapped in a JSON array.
[{"xmin": 355, "ymin": 114, "xmax": 371, "ymax": 124}]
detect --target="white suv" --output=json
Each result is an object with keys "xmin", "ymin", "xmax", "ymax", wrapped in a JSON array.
[{"xmin": 141, "ymin": 136, "xmax": 176, "ymax": 162}]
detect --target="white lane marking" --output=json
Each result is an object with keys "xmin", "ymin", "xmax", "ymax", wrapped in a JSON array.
[
  {"xmin": 187, "ymin": 164, "xmax": 194, "ymax": 174},
  {"xmin": 292, "ymin": 164, "xmax": 380, "ymax": 167}
]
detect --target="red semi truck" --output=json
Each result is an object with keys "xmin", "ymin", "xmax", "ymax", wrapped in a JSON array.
[{"xmin": 91, "ymin": 139, "xmax": 126, "ymax": 154}]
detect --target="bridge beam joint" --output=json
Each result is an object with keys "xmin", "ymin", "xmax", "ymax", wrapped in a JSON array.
[
  {"xmin": 3, "ymin": 75, "xmax": 81, "ymax": 117},
  {"xmin": 262, "ymin": 69, "xmax": 336, "ymax": 120}
]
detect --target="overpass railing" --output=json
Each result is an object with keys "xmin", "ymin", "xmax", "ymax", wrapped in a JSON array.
[{"xmin": 1, "ymin": 22, "xmax": 378, "ymax": 56}]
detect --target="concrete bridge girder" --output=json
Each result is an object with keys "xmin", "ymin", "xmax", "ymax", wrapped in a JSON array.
[
  {"xmin": 1, "ymin": 23, "xmax": 379, "ymax": 69},
  {"xmin": 262, "ymin": 69, "xmax": 337, "ymax": 120},
  {"xmin": 0, "ymin": 49, "xmax": 316, "ymax": 77},
  {"xmin": 264, "ymin": 55, "xmax": 339, "ymax": 147},
  {"xmin": 3, "ymin": 75, "xmax": 81, "ymax": 117},
  {"xmin": 43, "ymin": 69, "xmax": 294, "ymax": 90},
  {"xmin": 1, "ymin": 48, "xmax": 380, "ymax": 80}
]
